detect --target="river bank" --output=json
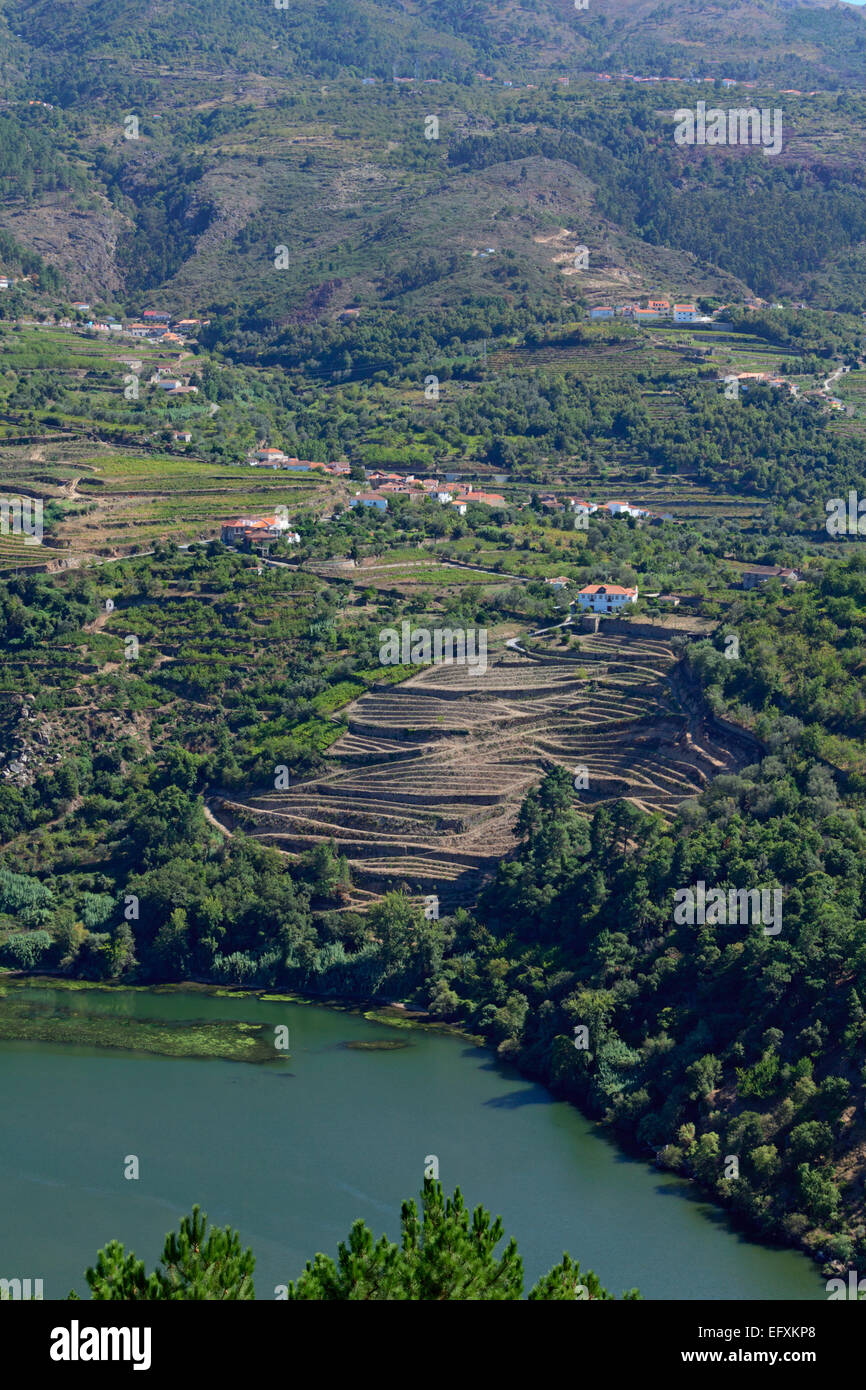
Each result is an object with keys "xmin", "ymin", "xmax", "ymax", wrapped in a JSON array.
[
  {"xmin": 0, "ymin": 971, "xmax": 835, "ymax": 1292},
  {"xmin": 0, "ymin": 979, "xmax": 824, "ymax": 1299}
]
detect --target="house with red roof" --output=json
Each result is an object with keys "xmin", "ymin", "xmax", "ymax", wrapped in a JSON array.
[
  {"xmin": 463, "ymin": 490, "xmax": 506, "ymax": 507},
  {"xmin": 576, "ymin": 583, "xmax": 639, "ymax": 614},
  {"xmin": 221, "ymin": 515, "xmax": 299, "ymax": 545}
]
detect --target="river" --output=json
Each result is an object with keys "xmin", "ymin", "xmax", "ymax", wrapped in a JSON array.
[{"xmin": 0, "ymin": 985, "xmax": 823, "ymax": 1300}]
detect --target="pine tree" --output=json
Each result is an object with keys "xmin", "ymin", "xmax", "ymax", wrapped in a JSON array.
[
  {"xmin": 288, "ymin": 1179, "xmax": 637, "ymax": 1300},
  {"xmin": 73, "ymin": 1206, "xmax": 255, "ymax": 1300},
  {"xmin": 73, "ymin": 1187, "xmax": 639, "ymax": 1301}
]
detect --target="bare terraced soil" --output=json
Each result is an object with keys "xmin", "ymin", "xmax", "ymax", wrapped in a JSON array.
[{"xmin": 214, "ymin": 626, "xmax": 758, "ymax": 908}]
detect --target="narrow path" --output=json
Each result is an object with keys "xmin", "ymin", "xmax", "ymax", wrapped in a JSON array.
[
  {"xmin": 203, "ymin": 803, "xmax": 233, "ymax": 838},
  {"xmin": 823, "ymin": 364, "xmax": 849, "ymax": 392},
  {"xmin": 507, "ymin": 612, "xmax": 573, "ymax": 655}
]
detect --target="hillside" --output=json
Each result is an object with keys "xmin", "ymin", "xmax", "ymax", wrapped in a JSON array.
[
  {"xmin": 3, "ymin": 79, "xmax": 866, "ymax": 325},
  {"xmin": 2, "ymin": 0, "xmax": 863, "ymax": 89},
  {"xmin": 590, "ymin": 0, "xmax": 866, "ymax": 85},
  {"xmin": 0, "ymin": 0, "xmax": 864, "ymax": 319},
  {"xmin": 219, "ymin": 625, "xmax": 756, "ymax": 906},
  {"xmin": 5, "ymin": 0, "xmax": 866, "ymax": 1293}
]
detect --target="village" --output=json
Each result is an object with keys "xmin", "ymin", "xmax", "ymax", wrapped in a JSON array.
[
  {"xmin": 62, "ymin": 306, "xmax": 203, "ymax": 345},
  {"xmin": 217, "ymin": 504, "xmax": 645, "ymax": 614},
  {"xmin": 237, "ymin": 449, "xmax": 681, "ymax": 522},
  {"xmin": 586, "ymin": 294, "xmax": 809, "ymax": 324},
  {"xmin": 589, "ymin": 298, "xmax": 710, "ymax": 323},
  {"xmin": 219, "ymin": 476, "xmax": 799, "ymax": 617}
]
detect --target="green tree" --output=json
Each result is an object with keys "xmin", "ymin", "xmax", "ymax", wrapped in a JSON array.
[
  {"xmin": 152, "ymin": 908, "xmax": 192, "ymax": 978},
  {"xmin": 74, "ymin": 1207, "xmax": 255, "ymax": 1300},
  {"xmin": 749, "ymin": 1144, "xmax": 781, "ymax": 1181},
  {"xmin": 787, "ymin": 1121, "xmax": 833, "ymax": 1166},
  {"xmin": 73, "ymin": 1186, "xmax": 638, "ymax": 1301},
  {"xmin": 796, "ymin": 1164, "xmax": 841, "ymax": 1225},
  {"xmin": 103, "ymin": 922, "xmax": 137, "ymax": 979},
  {"xmin": 288, "ymin": 1180, "xmax": 636, "ymax": 1301},
  {"xmin": 686, "ymin": 1053, "xmax": 723, "ymax": 1100}
]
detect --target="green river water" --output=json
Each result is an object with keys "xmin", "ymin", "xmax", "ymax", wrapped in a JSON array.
[{"xmin": 0, "ymin": 985, "xmax": 824, "ymax": 1300}]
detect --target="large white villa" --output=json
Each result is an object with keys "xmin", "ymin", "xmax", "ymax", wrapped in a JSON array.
[{"xmin": 576, "ymin": 583, "xmax": 639, "ymax": 614}]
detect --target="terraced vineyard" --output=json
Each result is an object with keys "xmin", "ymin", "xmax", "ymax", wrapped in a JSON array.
[
  {"xmin": 0, "ymin": 441, "xmax": 334, "ymax": 569},
  {"xmin": 214, "ymin": 624, "xmax": 758, "ymax": 908}
]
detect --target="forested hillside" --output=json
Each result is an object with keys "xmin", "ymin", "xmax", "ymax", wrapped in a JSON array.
[
  {"xmin": 5, "ymin": 0, "xmax": 865, "ymax": 91},
  {"xmin": 0, "ymin": 1, "xmax": 865, "ymax": 314},
  {"xmin": 3, "ymin": 0, "xmax": 866, "ymax": 1293}
]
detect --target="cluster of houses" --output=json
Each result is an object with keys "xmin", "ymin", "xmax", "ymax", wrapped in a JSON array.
[
  {"xmin": 236, "ymin": 454, "xmax": 673, "ymax": 528},
  {"xmin": 589, "ymin": 298, "xmax": 708, "ymax": 324},
  {"xmin": 64, "ymin": 306, "xmax": 205, "ymax": 345},
  {"xmin": 567, "ymin": 497, "xmax": 674, "ymax": 523},
  {"xmin": 344, "ymin": 476, "xmax": 670, "ymax": 523},
  {"xmin": 592, "ymin": 296, "xmax": 815, "ymax": 324},
  {"xmin": 723, "ymin": 370, "xmax": 796, "ymax": 396},
  {"xmin": 146, "ymin": 364, "xmax": 198, "ymax": 397},
  {"xmin": 221, "ymin": 513, "xmax": 300, "ymax": 547},
  {"xmin": 595, "ymin": 74, "xmax": 820, "ymax": 96},
  {"xmin": 245, "ymin": 447, "xmax": 350, "ymax": 476},
  {"xmin": 350, "ymin": 471, "xmax": 507, "ymax": 515},
  {"xmin": 345, "ymin": 476, "xmax": 677, "ymax": 529}
]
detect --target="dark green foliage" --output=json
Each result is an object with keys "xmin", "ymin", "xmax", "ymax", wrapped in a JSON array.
[
  {"xmin": 288, "ymin": 1180, "xmax": 639, "ymax": 1300},
  {"xmin": 76, "ymin": 1206, "xmax": 255, "ymax": 1300},
  {"xmin": 72, "ymin": 1184, "xmax": 636, "ymax": 1300},
  {"xmin": 0, "ymin": 928, "xmax": 51, "ymax": 968}
]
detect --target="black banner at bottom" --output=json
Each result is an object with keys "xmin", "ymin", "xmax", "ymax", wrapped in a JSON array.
[{"xmin": 2, "ymin": 1297, "xmax": 857, "ymax": 1377}]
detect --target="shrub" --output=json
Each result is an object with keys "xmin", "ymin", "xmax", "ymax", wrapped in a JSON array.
[{"xmin": 0, "ymin": 929, "xmax": 52, "ymax": 969}]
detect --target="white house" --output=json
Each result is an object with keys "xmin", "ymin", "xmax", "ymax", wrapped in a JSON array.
[
  {"xmin": 221, "ymin": 514, "xmax": 297, "ymax": 544},
  {"xmin": 601, "ymin": 500, "xmax": 650, "ymax": 519},
  {"xmin": 673, "ymin": 304, "xmax": 699, "ymax": 322},
  {"xmin": 576, "ymin": 583, "xmax": 638, "ymax": 614},
  {"xmin": 436, "ymin": 491, "xmax": 453, "ymax": 503},
  {"xmin": 569, "ymin": 498, "xmax": 597, "ymax": 515},
  {"xmin": 252, "ymin": 448, "xmax": 289, "ymax": 464},
  {"xmin": 546, "ymin": 577, "xmax": 571, "ymax": 591},
  {"xmin": 350, "ymin": 493, "xmax": 388, "ymax": 511}
]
